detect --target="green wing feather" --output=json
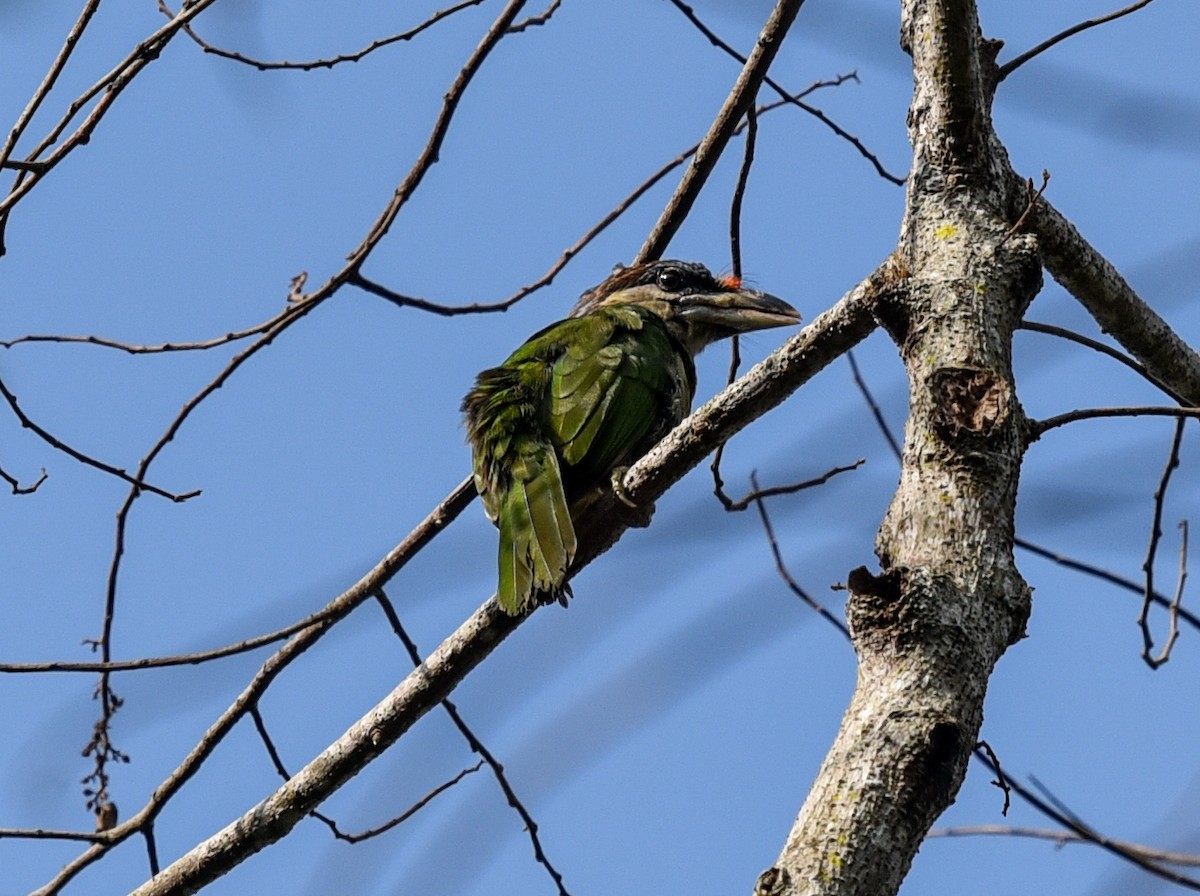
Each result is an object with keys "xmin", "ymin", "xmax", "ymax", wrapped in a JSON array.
[
  {"xmin": 550, "ymin": 308, "xmax": 689, "ymax": 482},
  {"xmin": 463, "ymin": 305, "xmax": 693, "ymax": 615}
]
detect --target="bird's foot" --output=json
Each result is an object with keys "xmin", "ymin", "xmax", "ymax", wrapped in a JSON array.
[
  {"xmin": 610, "ymin": 466, "xmax": 639, "ymax": 508},
  {"xmin": 610, "ymin": 466, "xmax": 654, "ymax": 528}
]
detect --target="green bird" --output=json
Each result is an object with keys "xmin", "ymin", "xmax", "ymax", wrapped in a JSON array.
[{"xmin": 463, "ymin": 260, "xmax": 800, "ymax": 615}]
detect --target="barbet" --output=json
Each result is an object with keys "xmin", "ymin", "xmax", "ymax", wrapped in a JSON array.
[{"xmin": 463, "ymin": 260, "xmax": 800, "ymax": 615}]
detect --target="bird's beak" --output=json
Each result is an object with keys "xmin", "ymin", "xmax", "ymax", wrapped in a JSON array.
[{"xmin": 676, "ymin": 287, "xmax": 801, "ymax": 333}]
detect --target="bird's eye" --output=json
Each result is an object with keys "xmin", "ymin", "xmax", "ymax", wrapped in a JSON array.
[{"xmin": 656, "ymin": 268, "xmax": 686, "ymax": 292}]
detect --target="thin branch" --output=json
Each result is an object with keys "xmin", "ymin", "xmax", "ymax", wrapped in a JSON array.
[
  {"xmin": 333, "ymin": 764, "xmax": 484, "ymax": 844},
  {"xmin": 250, "ymin": 702, "xmax": 482, "ymax": 843},
  {"xmin": 1, "ymin": 462, "xmax": 46, "ymax": 494},
  {"xmin": 928, "ymin": 825, "xmax": 1200, "ymax": 866},
  {"xmin": 1019, "ymin": 320, "xmax": 1188, "ymax": 405},
  {"xmin": 970, "ymin": 753, "xmax": 1200, "ymax": 889},
  {"xmin": 711, "ymin": 99, "xmax": 757, "ymax": 507},
  {"xmin": 0, "ymin": 0, "xmax": 102, "ymax": 171},
  {"xmin": 0, "ymin": 827, "xmax": 108, "ymax": 843},
  {"xmin": 974, "ymin": 740, "xmax": 1011, "ymax": 816},
  {"xmin": 1018, "ymin": 173, "xmax": 1200, "ymax": 405},
  {"xmin": 996, "ymin": 170, "xmax": 1049, "ymax": 249},
  {"xmin": 1, "ymin": 301, "xmax": 303, "ymax": 353},
  {"xmin": 1015, "ymin": 537, "xmax": 1200, "ymax": 632},
  {"xmin": 729, "ymin": 104, "xmax": 756, "ymax": 279},
  {"xmin": 0, "ymin": 0, "xmax": 224, "ymax": 242},
  {"xmin": 846, "ymin": 349, "xmax": 903, "ymax": 460},
  {"xmin": 508, "ymin": 0, "xmax": 563, "ymax": 33},
  {"xmin": 0, "ymin": 374, "xmax": 199, "ymax": 501},
  {"xmin": 665, "ymin": 0, "xmax": 905, "ymax": 185},
  {"xmin": 0, "ymin": 600, "xmax": 352, "ymax": 673},
  {"xmin": 997, "ymin": 0, "xmax": 1157, "ymax": 81},
  {"xmin": 31, "ymin": 478, "xmax": 476, "ymax": 895},
  {"xmin": 751, "ymin": 473, "xmax": 852, "ymax": 639},
  {"xmin": 637, "ymin": 0, "xmax": 807, "ymax": 263},
  {"xmin": 723, "ymin": 460, "xmax": 865, "ymax": 513},
  {"xmin": 164, "ymin": 0, "xmax": 486, "ymax": 70},
  {"xmin": 1031, "ymin": 405, "xmax": 1200, "ymax": 438},
  {"xmin": 374, "ymin": 592, "xmax": 572, "ymax": 896},
  {"xmin": 1140, "ymin": 419, "xmax": 1187, "ymax": 668}
]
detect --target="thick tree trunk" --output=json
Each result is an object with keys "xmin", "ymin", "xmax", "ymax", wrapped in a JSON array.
[{"xmin": 760, "ymin": 2, "xmax": 1039, "ymax": 893}]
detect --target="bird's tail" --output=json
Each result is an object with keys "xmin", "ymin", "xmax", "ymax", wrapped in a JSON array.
[{"xmin": 496, "ymin": 445, "xmax": 577, "ymax": 614}]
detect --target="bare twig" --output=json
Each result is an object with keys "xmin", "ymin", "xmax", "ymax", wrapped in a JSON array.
[
  {"xmin": 750, "ymin": 472, "xmax": 851, "ymax": 639},
  {"xmin": 508, "ymin": 0, "xmax": 563, "ymax": 33},
  {"xmin": 0, "ymin": 462, "xmax": 46, "ymax": 494},
  {"xmin": 971, "ymin": 753, "xmax": 1200, "ymax": 889},
  {"xmin": 249, "ymin": 703, "xmax": 484, "ymax": 843},
  {"xmin": 331, "ymin": 764, "xmax": 484, "ymax": 844},
  {"xmin": 996, "ymin": 170, "xmax": 1049, "ymax": 249},
  {"xmin": 0, "ymin": 0, "xmax": 224, "ymax": 244},
  {"xmin": 1019, "ymin": 321, "xmax": 1188, "ymax": 405},
  {"xmin": 928, "ymin": 825, "xmax": 1200, "ymax": 866},
  {"xmin": 0, "ymin": 0, "xmax": 102, "ymax": 172},
  {"xmin": 665, "ymin": 0, "xmax": 904, "ymax": 185},
  {"xmin": 163, "ymin": 0, "xmax": 486, "ymax": 71},
  {"xmin": 0, "ymin": 826, "xmax": 109, "ymax": 843},
  {"xmin": 637, "ymin": 0, "xmax": 807, "ymax": 263},
  {"xmin": 1031, "ymin": 405, "xmax": 1200, "ymax": 438},
  {"xmin": 723, "ymin": 460, "xmax": 865, "ymax": 513},
  {"xmin": 0, "ymin": 375, "xmax": 198, "ymax": 501},
  {"xmin": 974, "ymin": 741, "xmax": 1011, "ymax": 816},
  {"xmin": 846, "ymin": 349, "xmax": 903, "ymax": 460},
  {"xmin": 1, "ymin": 302, "xmax": 303, "ymax": 353},
  {"xmin": 1140, "ymin": 419, "xmax": 1187, "ymax": 668},
  {"xmin": 1015, "ymin": 537, "xmax": 1200, "ymax": 632},
  {"xmin": 0, "ymin": 599, "xmax": 353, "ymax": 673},
  {"xmin": 374, "ymin": 592, "xmax": 572, "ymax": 895},
  {"xmin": 997, "ymin": 0, "xmax": 1157, "ymax": 81},
  {"xmin": 1017, "ymin": 172, "xmax": 1200, "ymax": 405},
  {"xmin": 711, "ymin": 100, "xmax": 758, "ymax": 506}
]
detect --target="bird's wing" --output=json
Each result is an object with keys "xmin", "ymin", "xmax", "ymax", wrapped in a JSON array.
[
  {"xmin": 548, "ymin": 308, "xmax": 687, "ymax": 482},
  {"xmin": 463, "ymin": 322, "xmax": 591, "ymax": 613}
]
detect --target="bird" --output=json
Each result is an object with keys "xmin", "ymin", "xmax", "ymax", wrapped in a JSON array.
[{"xmin": 462, "ymin": 259, "xmax": 801, "ymax": 615}]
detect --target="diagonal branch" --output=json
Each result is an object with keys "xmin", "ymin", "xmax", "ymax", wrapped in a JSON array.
[
  {"xmin": 636, "ymin": 0, "xmax": 807, "ymax": 263},
  {"xmin": 30, "ymin": 478, "xmax": 476, "ymax": 896},
  {"xmin": 123, "ymin": 268, "xmax": 884, "ymax": 896},
  {"xmin": 1017, "ymin": 174, "xmax": 1200, "ymax": 405},
  {"xmin": 164, "ymin": 0, "xmax": 486, "ymax": 71},
  {"xmin": 997, "ymin": 0, "xmax": 1157, "ymax": 81}
]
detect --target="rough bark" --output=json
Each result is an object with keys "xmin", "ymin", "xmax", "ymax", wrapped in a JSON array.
[{"xmin": 761, "ymin": 2, "xmax": 1038, "ymax": 893}]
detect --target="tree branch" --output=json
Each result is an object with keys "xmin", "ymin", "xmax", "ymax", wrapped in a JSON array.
[
  {"xmin": 1018, "ymin": 175, "xmax": 1200, "ymax": 404},
  {"xmin": 123, "ymin": 269, "xmax": 883, "ymax": 896},
  {"xmin": 636, "ymin": 0, "xmax": 807, "ymax": 263}
]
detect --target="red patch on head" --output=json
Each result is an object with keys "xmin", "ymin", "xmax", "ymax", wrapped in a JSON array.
[{"xmin": 719, "ymin": 275, "xmax": 742, "ymax": 290}]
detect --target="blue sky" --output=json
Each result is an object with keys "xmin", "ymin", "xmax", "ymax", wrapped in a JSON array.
[{"xmin": 2, "ymin": 1, "xmax": 1199, "ymax": 894}]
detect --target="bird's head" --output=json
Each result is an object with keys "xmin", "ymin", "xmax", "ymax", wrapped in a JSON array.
[{"xmin": 572, "ymin": 260, "xmax": 801, "ymax": 356}]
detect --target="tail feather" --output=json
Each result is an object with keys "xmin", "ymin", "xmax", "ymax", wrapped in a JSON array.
[{"xmin": 496, "ymin": 445, "xmax": 577, "ymax": 614}]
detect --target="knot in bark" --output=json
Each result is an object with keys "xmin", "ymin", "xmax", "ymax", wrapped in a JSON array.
[{"xmin": 930, "ymin": 366, "xmax": 1009, "ymax": 440}]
